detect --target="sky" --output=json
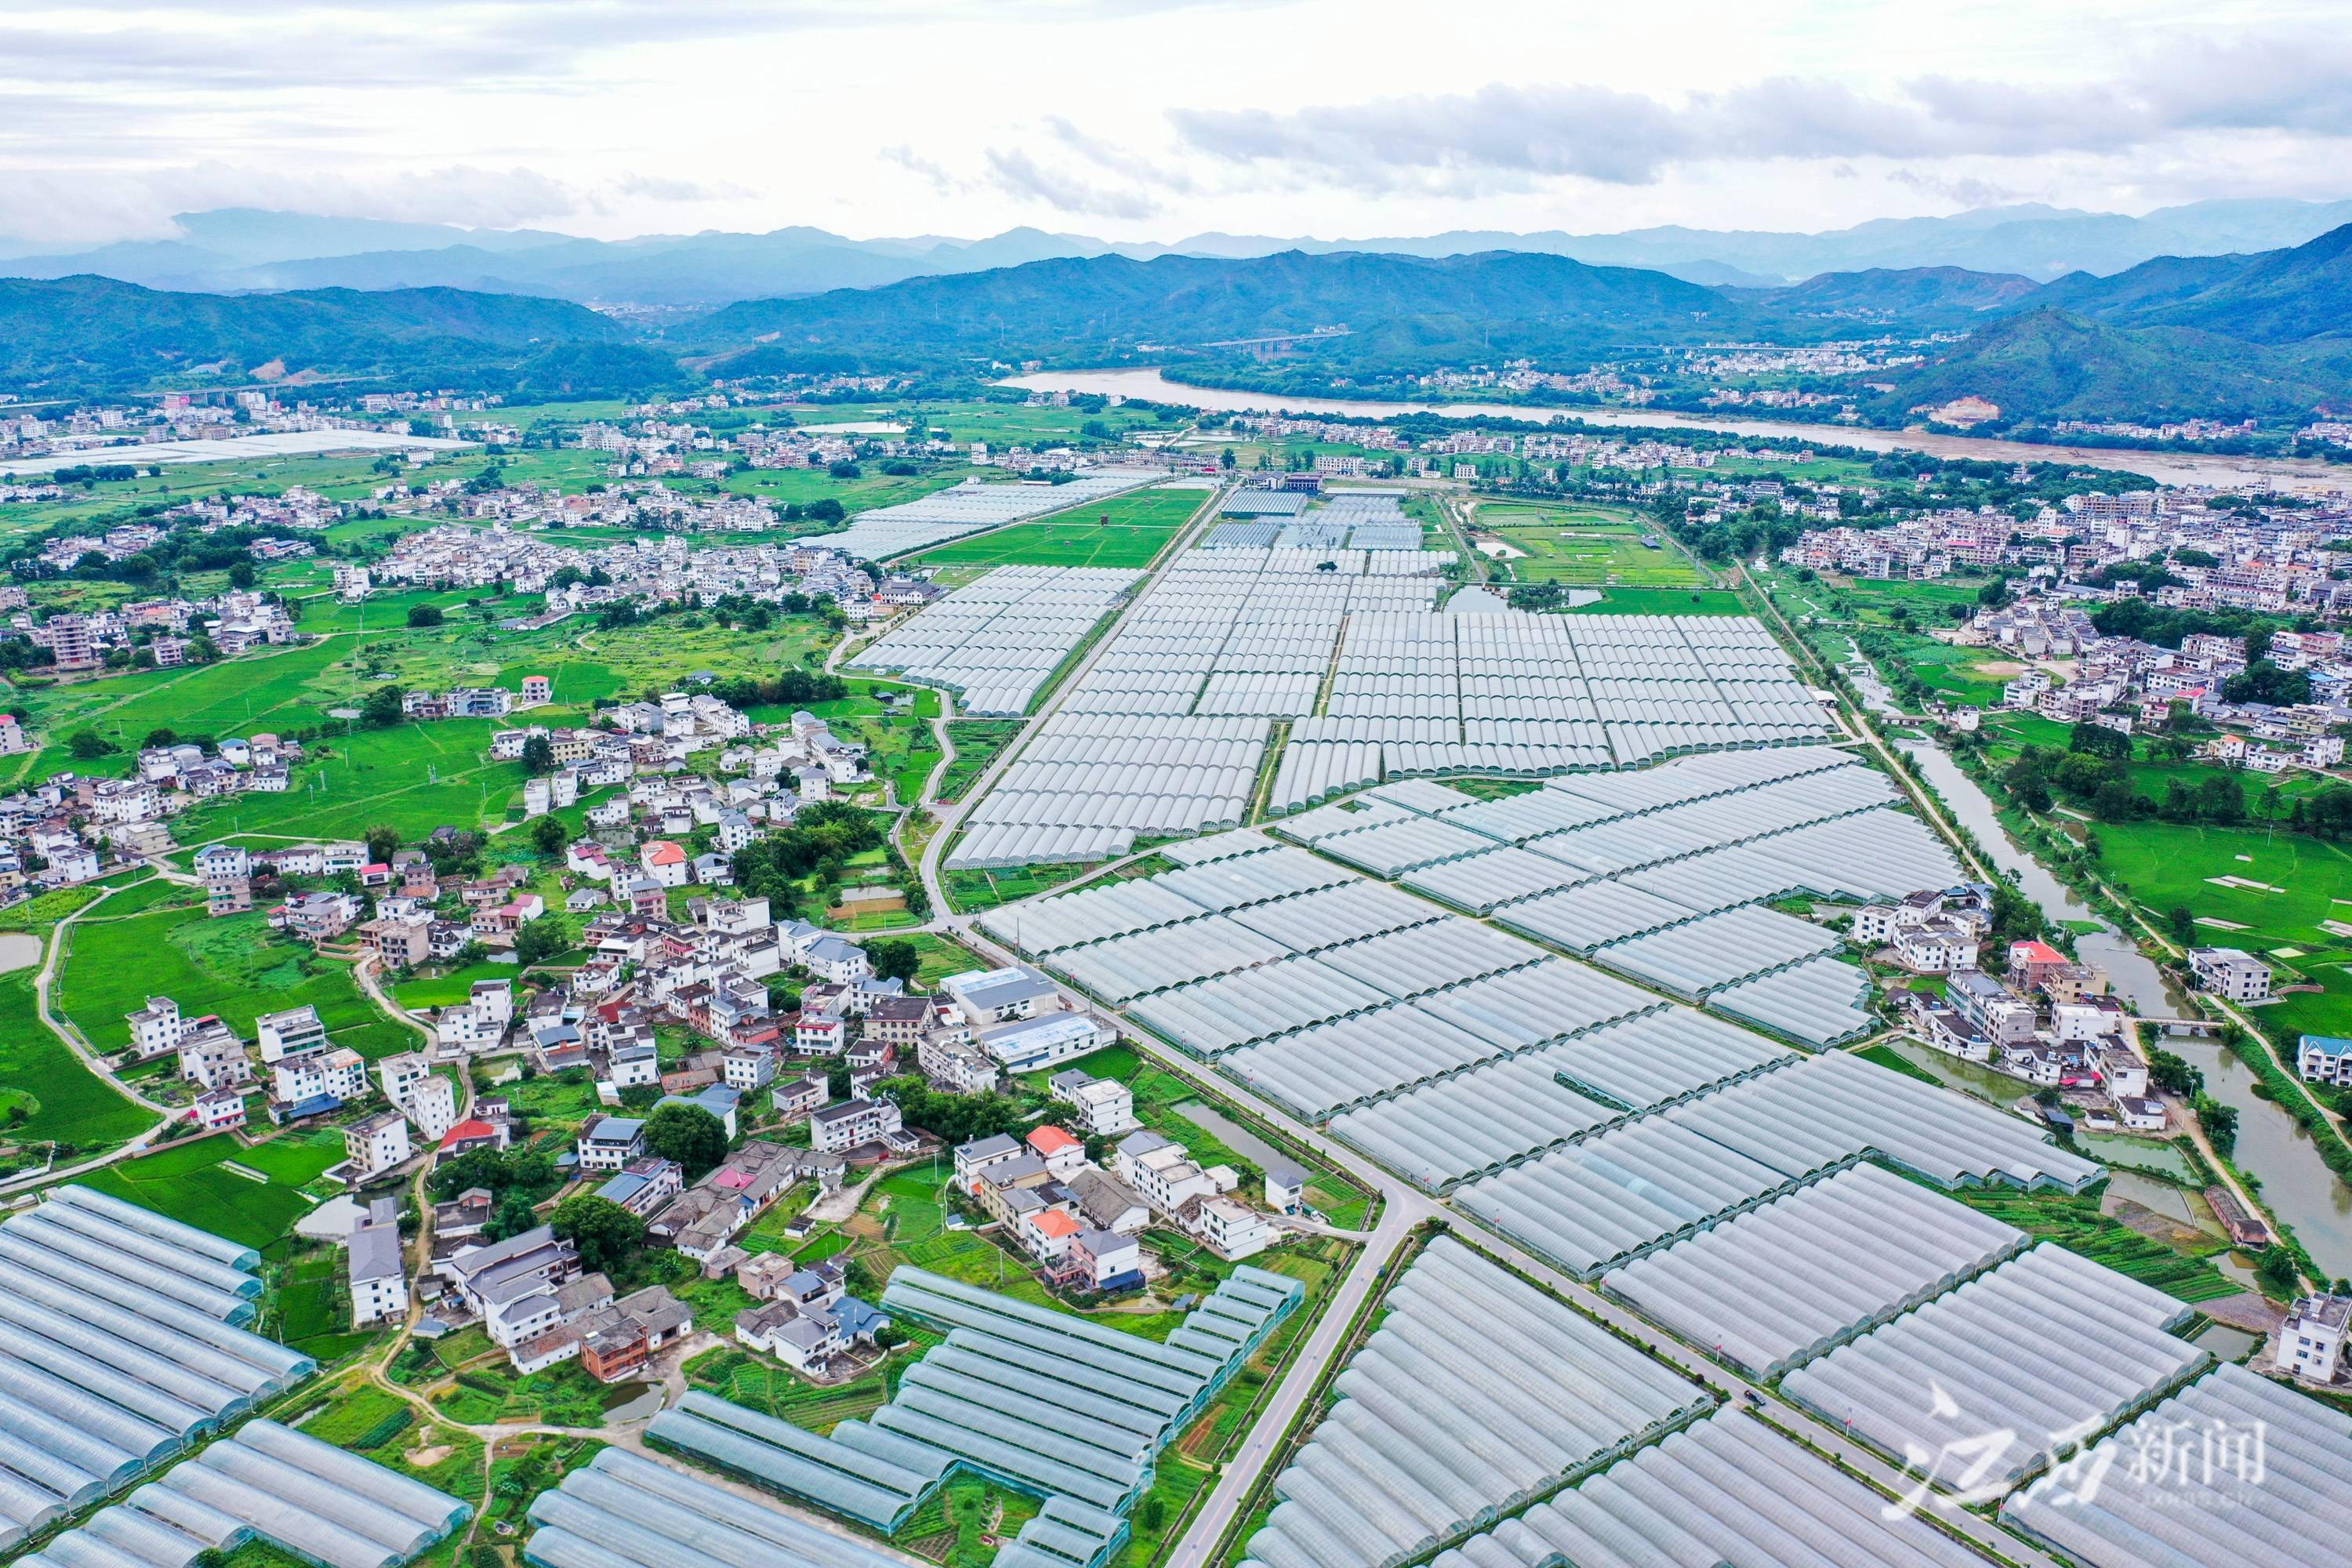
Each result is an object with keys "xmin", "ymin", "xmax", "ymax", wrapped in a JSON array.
[{"xmin": 3, "ymin": 0, "xmax": 2350, "ymax": 248}]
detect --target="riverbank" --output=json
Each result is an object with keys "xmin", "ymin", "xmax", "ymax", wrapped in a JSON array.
[{"xmin": 1005, "ymin": 368, "xmax": 2352, "ymax": 494}]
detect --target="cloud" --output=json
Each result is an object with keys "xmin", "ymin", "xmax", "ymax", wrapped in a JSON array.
[
  {"xmin": 1167, "ymin": 34, "xmax": 2352, "ymax": 191},
  {"xmin": 0, "ymin": 162, "xmax": 591, "ymax": 249},
  {"xmin": 880, "ymin": 145, "xmax": 958, "ymax": 195},
  {"xmin": 608, "ymin": 173, "xmax": 747, "ymax": 203},
  {"xmin": 1889, "ymin": 169, "xmax": 2030, "ymax": 209},
  {"xmin": 982, "ymin": 148, "xmax": 1159, "ymax": 220}
]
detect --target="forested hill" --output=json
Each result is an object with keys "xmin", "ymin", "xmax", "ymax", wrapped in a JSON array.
[{"xmin": 0, "ymin": 276, "xmax": 684, "ymax": 395}]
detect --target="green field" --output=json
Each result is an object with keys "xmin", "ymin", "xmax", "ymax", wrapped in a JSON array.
[
  {"xmin": 0, "ymin": 969, "xmax": 155, "ymax": 1154},
  {"xmin": 935, "ymin": 720, "xmax": 1024, "ymax": 804},
  {"xmin": 2094, "ymin": 820, "xmax": 2352, "ymax": 1040},
  {"xmin": 1476, "ymin": 503, "xmax": 1704, "ymax": 589},
  {"xmin": 1563, "ymin": 586, "xmax": 1751, "ymax": 616},
  {"xmin": 58, "ymin": 907, "xmax": 403, "ymax": 1057},
  {"xmin": 74, "ymin": 1127, "xmax": 344, "ymax": 1250},
  {"xmin": 905, "ymin": 485, "xmax": 1204, "ymax": 570}
]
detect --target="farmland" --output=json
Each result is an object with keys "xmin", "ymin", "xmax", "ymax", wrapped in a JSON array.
[
  {"xmin": 57, "ymin": 906, "xmax": 406, "ymax": 1058},
  {"xmin": 73, "ymin": 1126, "xmax": 344, "ymax": 1250},
  {"xmin": 904, "ymin": 485, "xmax": 1206, "ymax": 572},
  {"xmin": 1473, "ymin": 502, "xmax": 1704, "ymax": 588}
]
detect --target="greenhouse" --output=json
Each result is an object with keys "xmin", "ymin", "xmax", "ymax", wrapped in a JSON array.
[
  {"xmin": 1602, "ymin": 1163, "xmax": 2031, "ymax": 1377},
  {"xmin": 16, "ymin": 1421, "xmax": 470, "ymax": 1568},
  {"xmin": 2002, "ymin": 1363, "xmax": 2352, "ymax": 1568},
  {"xmin": 1783, "ymin": 1243, "xmax": 2208, "ymax": 1494},
  {"xmin": 525, "ymin": 1449, "xmax": 909, "ymax": 1568},
  {"xmin": 823, "ymin": 468, "xmax": 1160, "ymax": 561},
  {"xmin": 1241, "ymin": 1236, "xmax": 1704, "ymax": 1568},
  {"xmin": 0, "ymin": 1191, "xmax": 316, "ymax": 1548},
  {"xmin": 1427, "ymin": 1407, "xmax": 1991, "ymax": 1568},
  {"xmin": 848, "ymin": 564, "xmax": 1140, "ymax": 716}
]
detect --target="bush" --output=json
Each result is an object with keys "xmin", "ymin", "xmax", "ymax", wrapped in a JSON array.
[{"xmin": 352, "ymin": 1408, "xmax": 415, "ymax": 1450}]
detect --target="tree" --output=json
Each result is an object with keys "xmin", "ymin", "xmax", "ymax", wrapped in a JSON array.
[
  {"xmin": 407, "ymin": 604, "xmax": 446, "ymax": 629},
  {"xmin": 227, "ymin": 561, "xmax": 257, "ymax": 589},
  {"xmin": 142, "ymin": 727, "xmax": 178, "ymax": 749},
  {"xmin": 2067, "ymin": 722, "xmax": 2130, "ymax": 761},
  {"xmin": 485, "ymin": 1190, "xmax": 542, "ymax": 1242},
  {"xmin": 520, "ymin": 734, "xmax": 555, "ymax": 775},
  {"xmin": 643, "ymin": 1103, "xmax": 729, "ymax": 1177},
  {"xmin": 550, "ymin": 1194, "xmax": 646, "ymax": 1275},
  {"xmin": 867, "ymin": 938, "xmax": 921, "ymax": 985},
  {"xmin": 360, "ymin": 684, "xmax": 407, "ymax": 728},
  {"xmin": 529, "ymin": 814, "xmax": 569, "ymax": 858},
  {"xmin": 514, "ymin": 913, "xmax": 568, "ymax": 966},
  {"xmin": 2195, "ymin": 1093, "xmax": 2238, "ymax": 1155},
  {"xmin": 365, "ymin": 825, "xmax": 403, "ymax": 866},
  {"xmin": 2256, "ymin": 1244, "xmax": 2300, "ymax": 1294},
  {"xmin": 66, "ymin": 728, "xmax": 116, "ymax": 759}
]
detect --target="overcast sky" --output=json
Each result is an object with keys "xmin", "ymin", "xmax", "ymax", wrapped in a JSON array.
[{"xmin": 3, "ymin": 0, "xmax": 2349, "ymax": 247}]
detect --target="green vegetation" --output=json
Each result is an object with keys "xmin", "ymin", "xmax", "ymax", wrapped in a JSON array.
[
  {"xmin": 75, "ymin": 1128, "xmax": 344, "ymax": 1250},
  {"xmin": 0, "ymin": 967, "xmax": 154, "ymax": 1156},
  {"xmin": 906, "ymin": 485, "xmax": 1203, "ymax": 570},
  {"xmin": 1954, "ymin": 1185, "xmax": 2240, "ymax": 1303},
  {"xmin": 58, "ymin": 906, "xmax": 405, "ymax": 1058},
  {"xmin": 942, "ymin": 858, "xmax": 1100, "ymax": 913},
  {"xmin": 935, "ymin": 720, "xmax": 1025, "ymax": 804},
  {"xmin": 1474, "ymin": 503, "xmax": 1704, "ymax": 588}
]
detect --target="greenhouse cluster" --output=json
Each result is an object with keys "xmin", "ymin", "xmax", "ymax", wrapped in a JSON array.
[
  {"xmin": 1602, "ymin": 1162, "xmax": 2032, "ymax": 1377},
  {"xmin": 1781, "ymin": 1243, "xmax": 2210, "ymax": 1494},
  {"xmin": 823, "ymin": 468, "xmax": 1162, "ymax": 561},
  {"xmin": 954, "ymin": 544, "xmax": 1829, "ymax": 867},
  {"xmin": 847, "ymin": 564, "xmax": 1140, "ymax": 716},
  {"xmin": 0, "ymin": 1186, "xmax": 317, "ymax": 1551},
  {"xmin": 1425, "ymin": 1406, "xmax": 1991, "ymax": 1568},
  {"xmin": 644, "ymin": 1266, "xmax": 1298, "ymax": 1555},
  {"xmin": 525, "ymin": 1448, "xmax": 909, "ymax": 1568},
  {"xmin": 2002, "ymin": 1362, "xmax": 2352, "ymax": 1568},
  {"xmin": 1241, "ymin": 1236, "xmax": 1706, "ymax": 1568},
  {"xmin": 16, "ymin": 1421, "xmax": 470, "ymax": 1568}
]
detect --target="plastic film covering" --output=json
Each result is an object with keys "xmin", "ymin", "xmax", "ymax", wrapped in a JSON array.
[
  {"xmin": 526, "ymin": 1448, "xmax": 913, "ymax": 1568},
  {"xmin": 1425, "ymin": 1406, "xmax": 1989, "ymax": 1568},
  {"xmin": 2002, "ymin": 1362, "xmax": 2352, "ymax": 1568},
  {"xmin": 1241, "ymin": 1236, "xmax": 1704, "ymax": 1568},
  {"xmin": 26, "ymin": 1421, "xmax": 469, "ymax": 1568},
  {"xmin": 1603, "ymin": 1163, "xmax": 2031, "ymax": 1377},
  {"xmin": 1707, "ymin": 953, "xmax": 1877, "ymax": 1045},
  {"xmin": 1783, "ymin": 1243, "xmax": 2209, "ymax": 1494}
]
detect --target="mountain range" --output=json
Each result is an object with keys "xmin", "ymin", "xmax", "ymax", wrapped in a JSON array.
[
  {"xmin": 5, "ymin": 217, "xmax": 2350, "ymax": 430},
  {"xmin": 9, "ymin": 198, "xmax": 2352, "ymax": 307}
]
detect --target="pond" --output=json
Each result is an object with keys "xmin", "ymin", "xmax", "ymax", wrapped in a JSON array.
[{"xmin": 0, "ymin": 931, "xmax": 39, "ymax": 975}]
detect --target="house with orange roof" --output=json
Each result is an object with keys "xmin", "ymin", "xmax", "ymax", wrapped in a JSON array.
[{"xmin": 640, "ymin": 839, "xmax": 690, "ymax": 887}]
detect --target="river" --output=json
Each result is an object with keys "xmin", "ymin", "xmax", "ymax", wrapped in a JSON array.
[
  {"xmin": 1899, "ymin": 738, "xmax": 2352, "ymax": 1278},
  {"xmin": 1006, "ymin": 368, "xmax": 2352, "ymax": 494}
]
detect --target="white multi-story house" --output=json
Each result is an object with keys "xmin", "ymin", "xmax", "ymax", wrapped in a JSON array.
[
  {"xmin": 1050, "ymin": 1070, "xmax": 1138, "ymax": 1135},
  {"xmin": 256, "ymin": 1004, "xmax": 328, "ymax": 1063},
  {"xmin": 2187, "ymin": 946, "xmax": 2272, "ymax": 1002},
  {"xmin": 125, "ymin": 996, "xmax": 187, "ymax": 1058},
  {"xmin": 272, "ymin": 1047, "xmax": 368, "ymax": 1105},
  {"xmin": 2280, "ymin": 1294, "xmax": 2348, "ymax": 1385},
  {"xmin": 575, "ymin": 1116, "xmax": 646, "ymax": 1172},
  {"xmin": 811, "ymin": 1097, "xmax": 902, "ymax": 1153},
  {"xmin": 348, "ymin": 1199, "xmax": 408, "ymax": 1327},
  {"xmin": 343, "ymin": 1111, "xmax": 413, "ymax": 1178}
]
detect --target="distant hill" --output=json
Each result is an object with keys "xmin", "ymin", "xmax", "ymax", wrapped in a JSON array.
[
  {"xmin": 12, "ymin": 198, "xmax": 2352, "ymax": 307},
  {"xmin": 1875, "ymin": 309, "xmax": 2344, "ymax": 425},
  {"xmin": 0, "ymin": 275, "xmax": 681, "ymax": 394},
  {"xmin": 2038, "ymin": 223, "xmax": 2352, "ymax": 344},
  {"xmin": 1755, "ymin": 267, "xmax": 2042, "ymax": 324},
  {"xmin": 684, "ymin": 249, "xmax": 1756, "ymax": 366}
]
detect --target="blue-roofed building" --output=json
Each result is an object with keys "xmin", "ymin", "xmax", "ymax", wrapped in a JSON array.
[
  {"xmin": 2299, "ymin": 1034, "xmax": 2352, "ymax": 1087},
  {"xmin": 659, "ymin": 1083, "xmax": 742, "ymax": 1138}
]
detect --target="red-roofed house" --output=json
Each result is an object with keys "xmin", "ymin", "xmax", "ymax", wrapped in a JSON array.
[
  {"xmin": 1025, "ymin": 1124, "xmax": 1086, "ymax": 1178},
  {"xmin": 437, "ymin": 1117, "xmax": 511, "ymax": 1162},
  {"xmin": 641, "ymin": 840, "xmax": 690, "ymax": 887},
  {"xmin": 2009, "ymin": 939, "xmax": 2069, "ymax": 991},
  {"xmin": 1019, "ymin": 1206, "xmax": 1083, "ymax": 1274}
]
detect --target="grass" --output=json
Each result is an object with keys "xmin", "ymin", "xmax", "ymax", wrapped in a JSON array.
[
  {"xmin": 1857, "ymin": 1042, "xmax": 1946, "ymax": 1084},
  {"xmin": 57, "ymin": 906, "xmax": 398, "ymax": 1057},
  {"xmin": 906, "ymin": 486, "xmax": 1203, "ymax": 571},
  {"xmin": 74, "ymin": 1129, "xmax": 341, "ymax": 1249},
  {"xmin": 943, "ymin": 858, "xmax": 1102, "ymax": 913},
  {"xmin": 1561, "ymin": 586, "xmax": 1750, "ymax": 616},
  {"xmin": 935, "ymin": 720, "xmax": 1025, "ymax": 804},
  {"xmin": 396, "ymin": 960, "xmax": 523, "ymax": 1011},
  {"xmin": 0, "ymin": 968, "xmax": 156, "ymax": 1154},
  {"xmin": 1477, "ymin": 504, "xmax": 1702, "ymax": 588}
]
